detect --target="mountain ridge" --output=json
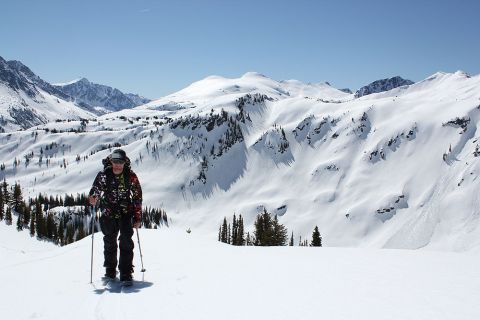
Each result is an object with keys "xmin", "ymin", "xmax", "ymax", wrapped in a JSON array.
[
  {"xmin": 1, "ymin": 56, "xmax": 480, "ymax": 252},
  {"xmin": 354, "ymin": 76, "xmax": 414, "ymax": 98},
  {"xmin": 53, "ymin": 77, "xmax": 151, "ymax": 113},
  {"xmin": 0, "ymin": 56, "xmax": 151, "ymax": 131}
]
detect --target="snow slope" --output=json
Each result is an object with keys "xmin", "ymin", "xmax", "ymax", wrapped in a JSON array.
[
  {"xmin": 1, "ymin": 222, "xmax": 479, "ymax": 320},
  {"xmin": 138, "ymin": 72, "xmax": 351, "ymax": 111},
  {"xmin": 0, "ymin": 83, "xmax": 96, "ymax": 131},
  {"xmin": 1, "ymin": 71, "xmax": 480, "ymax": 252}
]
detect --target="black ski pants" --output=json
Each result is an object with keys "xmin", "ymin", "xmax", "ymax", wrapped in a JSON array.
[{"xmin": 100, "ymin": 214, "xmax": 134, "ymax": 276}]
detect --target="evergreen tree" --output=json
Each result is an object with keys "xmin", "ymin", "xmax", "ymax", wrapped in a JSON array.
[
  {"xmin": 254, "ymin": 209, "xmax": 274, "ymax": 246},
  {"xmin": 221, "ymin": 217, "xmax": 228, "ymax": 243},
  {"xmin": 219, "ymin": 214, "xmax": 245, "ymax": 246},
  {"xmin": 310, "ymin": 226, "xmax": 322, "ymax": 247},
  {"xmin": 236, "ymin": 214, "xmax": 245, "ymax": 246},
  {"xmin": 253, "ymin": 211, "xmax": 265, "ymax": 246},
  {"xmin": 289, "ymin": 232, "xmax": 294, "ymax": 246},
  {"xmin": 46, "ymin": 213, "xmax": 56, "ymax": 240},
  {"xmin": 2, "ymin": 179, "xmax": 9, "ymax": 206},
  {"xmin": 5, "ymin": 206, "xmax": 12, "ymax": 225},
  {"xmin": 232, "ymin": 214, "xmax": 237, "ymax": 245},
  {"xmin": 23, "ymin": 202, "xmax": 31, "ymax": 227},
  {"xmin": 29, "ymin": 211, "xmax": 35, "ymax": 237},
  {"xmin": 52, "ymin": 218, "xmax": 58, "ymax": 243},
  {"xmin": 35, "ymin": 201, "xmax": 45, "ymax": 238},
  {"xmin": 16, "ymin": 208, "xmax": 23, "ymax": 231},
  {"xmin": 254, "ymin": 210, "xmax": 288, "ymax": 246},
  {"xmin": 227, "ymin": 223, "xmax": 231, "ymax": 244},
  {"xmin": 11, "ymin": 183, "xmax": 23, "ymax": 212},
  {"xmin": 272, "ymin": 215, "xmax": 288, "ymax": 246},
  {"xmin": 76, "ymin": 220, "xmax": 85, "ymax": 241},
  {"xmin": 0, "ymin": 189, "xmax": 4, "ymax": 221},
  {"xmin": 58, "ymin": 220, "xmax": 64, "ymax": 246},
  {"xmin": 66, "ymin": 224, "xmax": 75, "ymax": 244},
  {"xmin": 0, "ymin": 178, "xmax": 11, "ymax": 215}
]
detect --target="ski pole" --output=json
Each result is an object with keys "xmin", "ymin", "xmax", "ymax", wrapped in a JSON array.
[
  {"xmin": 136, "ymin": 227, "xmax": 146, "ymax": 273},
  {"xmin": 90, "ymin": 205, "xmax": 96, "ymax": 284}
]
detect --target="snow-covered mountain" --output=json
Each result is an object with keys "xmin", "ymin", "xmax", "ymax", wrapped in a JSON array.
[
  {"xmin": 354, "ymin": 76, "xmax": 414, "ymax": 98},
  {"xmin": 0, "ymin": 56, "xmax": 96, "ymax": 131},
  {"xmin": 1, "ymin": 70, "xmax": 480, "ymax": 252},
  {"xmin": 53, "ymin": 77, "xmax": 151, "ymax": 113},
  {"xmin": 0, "ymin": 56, "xmax": 151, "ymax": 132},
  {"xmin": 1, "ymin": 58, "xmax": 72, "ymax": 101}
]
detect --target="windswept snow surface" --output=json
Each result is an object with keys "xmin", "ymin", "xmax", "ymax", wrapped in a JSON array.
[{"xmin": 1, "ymin": 223, "xmax": 479, "ymax": 320}]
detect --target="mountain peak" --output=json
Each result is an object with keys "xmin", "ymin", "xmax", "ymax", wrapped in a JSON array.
[
  {"xmin": 6, "ymin": 60, "xmax": 37, "ymax": 79},
  {"xmin": 53, "ymin": 77, "xmax": 150, "ymax": 111},
  {"xmin": 53, "ymin": 77, "xmax": 88, "ymax": 86},
  {"xmin": 354, "ymin": 76, "xmax": 414, "ymax": 98},
  {"xmin": 241, "ymin": 72, "xmax": 268, "ymax": 79},
  {"xmin": 0, "ymin": 56, "xmax": 73, "ymax": 101},
  {"xmin": 454, "ymin": 70, "xmax": 471, "ymax": 78}
]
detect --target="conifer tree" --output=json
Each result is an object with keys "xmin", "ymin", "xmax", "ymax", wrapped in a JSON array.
[
  {"xmin": 236, "ymin": 214, "xmax": 245, "ymax": 246},
  {"xmin": 66, "ymin": 224, "xmax": 75, "ymax": 244},
  {"xmin": 0, "ymin": 189, "xmax": 4, "ymax": 221},
  {"xmin": 227, "ymin": 223, "xmax": 231, "ymax": 244},
  {"xmin": 253, "ymin": 211, "xmax": 267, "ymax": 246},
  {"xmin": 16, "ymin": 209, "xmax": 23, "ymax": 231},
  {"xmin": 76, "ymin": 220, "xmax": 85, "ymax": 241},
  {"xmin": 246, "ymin": 232, "xmax": 252, "ymax": 246},
  {"xmin": 46, "ymin": 213, "xmax": 56, "ymax": 240},
  {"xmin": 29, "ymin": 211, "xmax": 35, "ymax": 237},
  {"xmin": 0, "ymin": 178, "xmax": 12, "ymax": 215},
  {"xmin": 35, "ymin": 201, "xmax": 45, "ymax": 238},
  {"xmin": 11, "ymin": 183, "xmax": 23, "ymax": 212},
  {"xmin": 23, "ymin": 202, "xmax": 31, "ymax": 227},
  {"xmin": 58, "ymin": 220, "xmax": 64, "ymax": 246},
  {"xmin": 221, "ymin": 217, "xmax": 228, "ymax": 243},
  {"xmin": 310, "ymin": 226, "xmax": 322, "ymax": 247},
  {"xmin": 55, "ymin": 195, "xmax": 61, "ymax": 207},
  {"xmin": 254, "ymin": 209, "xmax": 275, "ymax": 246},
  {"xmin": 2, "ymin": 179, "xmax": 9, "ymax": 206},
  {"xmin": 232, "ymin": 214, "xmax": 237, "ymax": 245},
  {"xmin": 289, "ymin": 232, "xmax": 294, "ymax": 246},
  {"xmin": 5, "ymin": 206, "xmax": 12, "ymax": 225},
  {"xmin": 52, "ymin": 219, "xmax": 58, "ymax": 243},
  {"xmin": 272, "ymin": 215, "xmax": 288, "ymax": 246}
]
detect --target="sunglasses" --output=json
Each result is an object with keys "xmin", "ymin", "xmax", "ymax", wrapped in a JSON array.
[{"xmin": 111, "ymin": 159, "xmax": 125, "ymax": 165}]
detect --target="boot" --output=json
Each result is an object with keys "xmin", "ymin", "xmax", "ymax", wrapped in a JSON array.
[
  {"xmin": 104, "ymin": 267, "xmax": 117, "ymax": 280},
  {"xmin": 120, "ymin": 273, "xmax": 133, "ymax": 286}
]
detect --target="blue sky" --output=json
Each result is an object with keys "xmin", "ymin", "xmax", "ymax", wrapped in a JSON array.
[{"xmin": 1, "ymin": 0, "xmax": 479, "ymax": 99}]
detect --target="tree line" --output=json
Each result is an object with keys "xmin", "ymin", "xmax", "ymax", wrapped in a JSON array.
[
  {"xmin": 0, "ymin": 180, "xmax": 169, "ymax": 246},
  {"xmin": 218, "ymin": 209, "xmax": 322, "ymax": 247}
]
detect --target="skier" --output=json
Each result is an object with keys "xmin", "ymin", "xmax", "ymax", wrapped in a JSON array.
[{"xmin": 88, "ymin": 149, "xmax": 142, "ymax": 285}]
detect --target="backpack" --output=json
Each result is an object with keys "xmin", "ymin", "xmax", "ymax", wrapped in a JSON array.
[{"xmin": 101, "ymin": 154, "xmax": 133, "ymax": 212}]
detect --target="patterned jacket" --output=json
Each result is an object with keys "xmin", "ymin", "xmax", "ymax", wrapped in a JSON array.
[{"xmin": 89, "ymin": 166, "xmax": 142, "ymax": 223}]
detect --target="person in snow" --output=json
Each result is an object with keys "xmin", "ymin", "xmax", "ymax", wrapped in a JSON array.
[{"xmin": 88, "ymin": 149, "xmax": 142, "ymax": 282}]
